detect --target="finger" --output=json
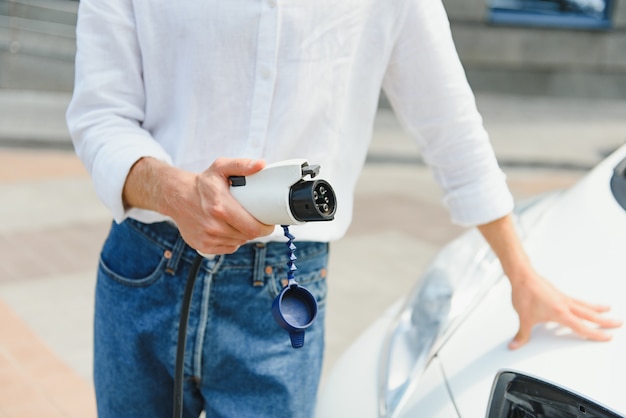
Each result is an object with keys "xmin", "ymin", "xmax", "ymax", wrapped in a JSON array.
[
  {"xmin": 196, "ymin": 182, "xmax": 273, "ymax": 238},
  {"xmin": 202, "ymin": 243, "xmax": 242, "ymax": 255},
  {"xmin": 564, "ymin": 315, "xmax": 614, "ymax": 342},
  {"xmin": 192, "ymin": 225, "xmax": 259, "ymax": 253},
  {"xmin": 569, "ymin": 303, "xmax": 623, "ymax": 329},
  {"xmin": 208, "ymin": 158, "xmax": 274, "ymax": 234},
  {"xmin": 223, "ymin": 206, "xmax": 275, "ymax": 237},
  {"xmin": 508, "ymin": 320, "xmax": 533, "ymax": 350},
  {"xmin": 570, "ymin": 298, "xmax": 612, "ymax": 314},
  {"xmin": 211, "ymin": 157, "xmax": 266, "ymax": 179},
  {"xmin": 188, "ymin": 230, "xmax": 241, "ymax": 253},
  {"xmin": 223, "ymin": 201, "xmax": 275, "ymax": 236}
]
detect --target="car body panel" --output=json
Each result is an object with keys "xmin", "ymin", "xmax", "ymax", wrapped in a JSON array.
[
  {"xmin": 317, "ymin": 144, "xmax": 626, "ymax": 417},
  {"xmin": 316, "ymin": 304, "xmax": 459, "ymax": 418},
  {"xmin": 388, "ymin": 356, "xmax": 459, "ymax": 418},
  {"xmin": 439, "ymin": 145, "xmax": 626, "ymax": 416},
  {"xmin": 438, "ymin": 278, "xmax": 626, "ymax": 417},
  {"xmin": 315, "ymin": 305, "xmax": 396, "ymax": 418}
]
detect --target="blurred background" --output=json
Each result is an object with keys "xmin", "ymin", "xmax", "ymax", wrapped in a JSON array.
[{"xmin": 0, "ymin": 1, "xmax": 625, "ymax": 417}]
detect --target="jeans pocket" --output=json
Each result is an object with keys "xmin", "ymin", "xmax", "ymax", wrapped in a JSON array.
[
  {"xmin": 268, "ymin": 265, "xmax": 328, "ymax": 307},
  {"xmin": 98, "ymin": 221, "xmax": 169, "ymax": 288}
]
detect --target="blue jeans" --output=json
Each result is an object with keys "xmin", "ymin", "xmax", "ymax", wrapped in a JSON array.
[{"xmin": 94, "ymin": 219, "xmax": 328, "ymax": 418}]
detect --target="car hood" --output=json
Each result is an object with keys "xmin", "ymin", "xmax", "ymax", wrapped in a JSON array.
[{"xmin": 437, "ymin": 145, "xmax": 626, "ymax": 417}]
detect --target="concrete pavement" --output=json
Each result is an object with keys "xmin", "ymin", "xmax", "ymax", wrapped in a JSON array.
[{"xmin": 0, "ymin": 89, "xmax": 624, "ymax": 417}]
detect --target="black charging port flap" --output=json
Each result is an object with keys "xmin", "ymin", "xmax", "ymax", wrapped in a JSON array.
[
  {"xmin": 486, "ymin": 370, "xmax": 623, "ymax": 418},
  {"xmin": 610, "ymin": 157, "xmax": 626, "ymax": 211}
]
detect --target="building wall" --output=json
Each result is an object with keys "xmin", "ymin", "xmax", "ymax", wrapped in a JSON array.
[
  {"xmin": 2, "ymin": 0, "xmax": 625, "ymax": 99},
  {"xmin": 443, "ymin": 0, "xmax": 626, "ymax": 98},
  {"xmin": 0, "ymin": 0, "xmax": 77, "ymax": 92}
]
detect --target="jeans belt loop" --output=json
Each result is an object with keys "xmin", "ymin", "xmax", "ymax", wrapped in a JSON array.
[
  {"xmin": 252, "ymin": 242, "xmax": 267, "ymax": 287},
  {"xmin": 165, "ymin": 234, "xmax": 187, "ymax": 275}
]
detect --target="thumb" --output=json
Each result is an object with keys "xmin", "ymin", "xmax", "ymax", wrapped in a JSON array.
[
  {"xmin": 508, "ymin": 322, "xmax": 532, "ymax": 350},
  {"xmin": 213, "ymin": 158, "xmax": 266, "ymax": 178}
]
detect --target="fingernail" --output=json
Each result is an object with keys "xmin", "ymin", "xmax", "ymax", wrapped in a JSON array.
[{"xmin": 508, "ymin": 339, "xmax": 523, "ymax": 350}]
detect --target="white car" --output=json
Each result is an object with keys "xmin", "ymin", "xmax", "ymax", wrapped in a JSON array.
[{"xmin": 316, "ymin": 145, "xmax": 626, "ymax": 418}]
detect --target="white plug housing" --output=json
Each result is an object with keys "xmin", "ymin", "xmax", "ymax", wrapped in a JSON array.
[{"xmin": 230, "ymin": 159, "xmax": 336, "ymax": 226}]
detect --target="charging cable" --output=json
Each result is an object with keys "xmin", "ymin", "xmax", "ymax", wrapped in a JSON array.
[
  {"xmin": 172, "ymin": 159, "xmax": 336, "ymax": 417},
  {"xmin": 173, "ymin": 253, "xmax": 204, "ymax": 418}
]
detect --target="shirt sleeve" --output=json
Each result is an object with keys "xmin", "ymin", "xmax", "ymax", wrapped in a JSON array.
[
  {"xmin": 66, "ymin": 0, "xmax": 173, "ymax": 223},
  {"xmin": 382, "ymin": 0, "xmax": 514, "ymax": 227}
]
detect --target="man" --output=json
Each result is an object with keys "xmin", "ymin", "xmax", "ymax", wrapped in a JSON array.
[{"xmin": 66, "ymin": 1, "xmax": 621, "ymax": 417}]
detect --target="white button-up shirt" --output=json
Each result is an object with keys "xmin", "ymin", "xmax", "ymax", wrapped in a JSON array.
[{"xmin": 67, "ymin": 0, "xmax": 514, "ymax": 242}]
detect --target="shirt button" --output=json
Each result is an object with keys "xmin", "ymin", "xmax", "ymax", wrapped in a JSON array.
[
  {"xmin": 268, "ymin": 0, "xmax": 277, "ymax": 8},
  {"xmin": 260, "ymin": 68, "xmax": 271, "ymax": 80}
]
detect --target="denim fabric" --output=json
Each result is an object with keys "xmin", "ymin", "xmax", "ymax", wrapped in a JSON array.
[{"xmin": 94, "ymin": 219, "xmax": 328, "ymax": 418}]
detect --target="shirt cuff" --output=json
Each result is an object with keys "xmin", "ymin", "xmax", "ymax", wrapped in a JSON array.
[
  {"xmin": 90, "ymin": 135, "xmax": 173, "ymax": 223},
  {"xmin": 443, "ymin": 170, "xmax": 515, "ymax": 227}
]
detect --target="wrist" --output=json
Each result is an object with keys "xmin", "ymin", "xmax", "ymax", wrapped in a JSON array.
[
  {"xmin": 159, "ymin": 173, "xmax": 198, "ymax": 221},
  {"xmin": 503, "ymin": 260, "xmax": 535, "ymax": 286},
  {"xmin": 123, "ymin": 157, "xmax": 193, "ymax": 217}
]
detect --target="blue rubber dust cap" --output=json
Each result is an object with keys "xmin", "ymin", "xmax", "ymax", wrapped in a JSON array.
[{"xmin": 271, "ymin": 282, "xmax": 318, "ymax": 348}]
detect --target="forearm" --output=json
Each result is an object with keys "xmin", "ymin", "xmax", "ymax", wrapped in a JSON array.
[
  {"xmin": 122, "ymin": 157, "xmax": 273, "ymax": 254},
  {"xmin": 476, "ymin": 214, "xmax": 533, "ymax": 284},
  {"xmin": 122, "ymin": 157, "xmax": 195, "ymax": 218}
]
